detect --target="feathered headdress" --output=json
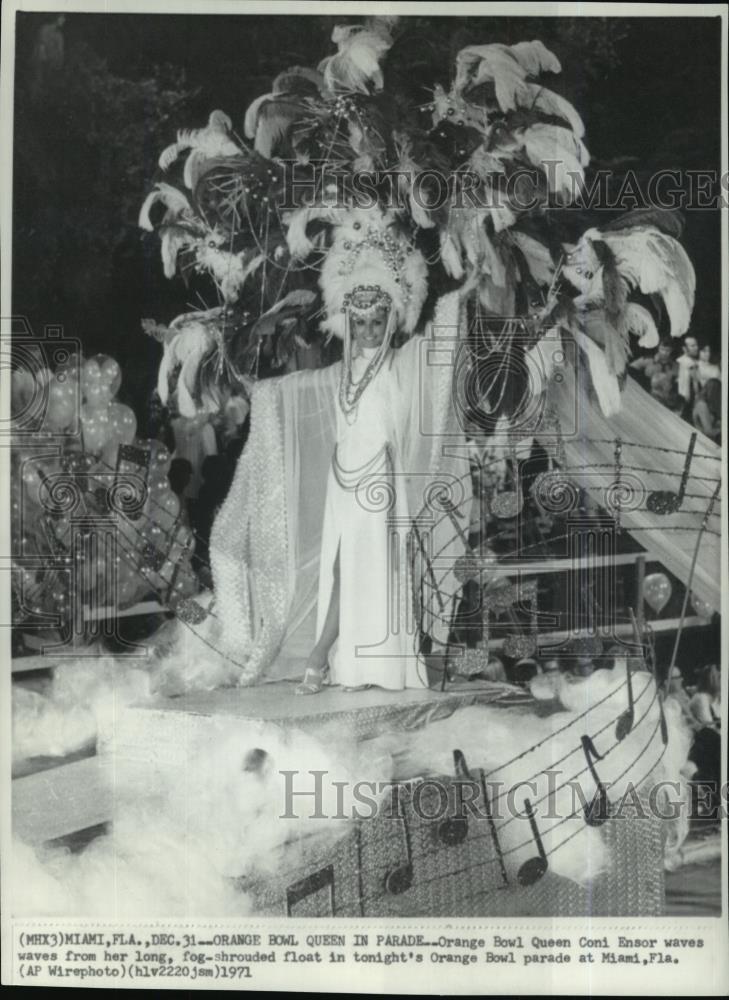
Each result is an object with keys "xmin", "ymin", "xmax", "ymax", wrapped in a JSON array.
[{"xmin": 287, "ymin": 205, "xmax": 428, "ymax": 340}]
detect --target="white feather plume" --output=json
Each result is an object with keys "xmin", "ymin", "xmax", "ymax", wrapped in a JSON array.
[
  {"xmin": 285, "ymin": 204, "xmax": 349, "ymax": 260},
  {"xmin": 522, "ymin": 82, "xmax": 585, "ymax": 137},
  {"xmin": 454, "ymin": 40, "xmax": 561, "ymax": 112},
  {"xmin": 518, "ymin": 123, "xmax": 589, "ymax": 198},
  {"xmin": 158, "ymin": 110, "xmax": 240, "ymax": 189},
  {"xmin": 319, "ymin": 22, "xmax": 394, "ymax": 94},
  {"xmin": 244, "ymin": 93, "xmax": 274, "ymax": 140},
  {"xmin": 138, "ymin": 183, "xmax": 192, "ymax": 231},
  {"xmin": 510, "ymin": 231, "xmax": 555, "ymax": 285},
  {"xmin": 624, "ymin": 302, "xmax": 659, "ymax": 348},
  {"xmin": 597, "ymin": 228, "xmax": 696, "ymax": 337}
]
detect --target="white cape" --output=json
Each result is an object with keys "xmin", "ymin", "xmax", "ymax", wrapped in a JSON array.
[{"xmin": 209, "ymin": 292, "xmax": 472, "ymax": 685}]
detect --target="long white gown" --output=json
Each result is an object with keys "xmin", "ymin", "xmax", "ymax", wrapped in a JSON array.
[{"xmin": 318, "ymin": 343, "xmax": 428, "ymax": 689}]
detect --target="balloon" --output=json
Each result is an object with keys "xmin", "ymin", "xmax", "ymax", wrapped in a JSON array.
[
  {"xmin": 642, "ymin": 572, "xmax": 672, "ymax": 615},
  {"xmin": 43, "ymin": 376, "xmax": 76, "ymax": 431},
  {"xmin": 81, "ymin": 358, "xmax": 102, "ymax": 394},
  {"xmin": 80, "ymin": 403, "xmax": 112, "ymax": 454},
  {"xmin": 152, "ymin": 490, "xmax": 181, "ymax": 532},
  {"xmin": 690, "ymin": 592, "xmax": 716, "ymax": 623},
  {"xmin": 92, "ymin": 354, "xmax": 122, "ymax": 397},
  {"xmin": 84, "ymin": 381, "xmax": 113, "ymax": 410},
  {"xmin": 108, "ymin": 402, "xmax": 137, "ymax": 445},
  {"xmin": 94, "ymin": 354, "xmax": 121, "ymax": 397}
]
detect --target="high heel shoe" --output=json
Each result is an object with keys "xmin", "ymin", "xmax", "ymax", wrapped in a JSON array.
[{"xmin": 295, "ymin": 665, "xmax": 329, "ymax": 696}]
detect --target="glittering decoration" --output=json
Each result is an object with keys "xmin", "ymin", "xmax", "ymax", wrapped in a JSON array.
[
  {"xmin": 453, "ymin": 552, "xmax": 481, "ymax": 584},
  {"xmin": 503, "ymin": 633, "xmax": 538, "ymax": 659},
  {"xmin": 451, "ymin": 646, "xmax": 489, "ymax": 677},
  {"xmin": 173, "ymin": 597, "xmax": 210, "ymax": 625},
  {"xmin": 141, "ymin": 541, "xmax": 166, "ymax": 572}
]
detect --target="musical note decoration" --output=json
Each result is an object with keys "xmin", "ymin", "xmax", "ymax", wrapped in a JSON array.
[
  {"xmin": 438, "ymin": 750, "xmax": 470, "ymax": 847},
  {"xmin": 411, "ymin": 521, "xmax": 445, "ymax": 613},
  {"xmin": 286, "ymin": 864, "xmax": 335, "ymax": 917},
  {"xmin": 581, "ymin": 735, "xmax": 610, "ymax": 827},
  {"xmin": 649, "ymin": 657, "xmax": 670, "ymax": 747},
  {"xmin": 175, "ymin": 596, "xmax": 213, "ymax": 625},
  {"xmin": 489, "ymin": 445, "xmax": 523, "ymax": 519},
  {"xmin": 479, "ymin": 771, "xmax": 509, "ymax": 887},
  {"xmin": 517, "ymin": 798, "xmax": 549, "ymax": 886},
  {"xmin": 384, "ymin": 785, "xmax": 414, "ymax": 895},
  {"xmin": 483, "ymin": 579, "xmax": 539, "ymax": 659},
  {"xmin": 454, "ymin": 552, "xmax": 481, "ymax": 584},
  {"xmin": 615, "ymin": 667, "xmax": 635, "ymax": 742},
  {"xmin": 645, "ymin": 432, "xmax": 696, "ymax": 514}
]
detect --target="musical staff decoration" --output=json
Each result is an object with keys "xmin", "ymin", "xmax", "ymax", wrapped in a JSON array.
[
  {"xmin": 645, "ymin": 432, "xmax": 697, "ymax": 515},
  {"xmin": 517, "ymin": 798, "xmax": 549, "ymax": 886},
  {"xmin": 580, "ymin": 735, "xmax": 610, "ymax": 827}
]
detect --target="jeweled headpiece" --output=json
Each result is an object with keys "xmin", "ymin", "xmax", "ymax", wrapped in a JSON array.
[
  {"xmin": 342, "ymin": 284, "xmax": 393, "ymax": 317},
  {"xmin": 285, "ymin": 204, "xmax": 428, "ymax": 339}
]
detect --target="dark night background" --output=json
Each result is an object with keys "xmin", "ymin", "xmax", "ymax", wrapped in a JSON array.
[{"xmin": 11, "ymin": 12, "xmax": 723, "ymax": 430}]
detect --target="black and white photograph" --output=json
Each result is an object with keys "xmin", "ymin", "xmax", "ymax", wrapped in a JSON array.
[{"xmin": 1, "ymin": 2, "xmax": 727, "ymax": 993}]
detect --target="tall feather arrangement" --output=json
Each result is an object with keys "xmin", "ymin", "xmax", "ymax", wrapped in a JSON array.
[{"xmin": 138, "ymin": 23, "xmax": 695, "ymax": 423}]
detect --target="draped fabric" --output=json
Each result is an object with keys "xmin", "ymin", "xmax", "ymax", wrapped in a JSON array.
[
  {"xmin": 209, "ymin": 292, "xmax": 472, "ymax": 685},
  {"xmin": 539, "ymin": 361, "xmax": 722, "ymax": 610}
]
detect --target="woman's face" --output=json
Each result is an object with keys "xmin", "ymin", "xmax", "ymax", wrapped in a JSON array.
[
  {"xmin": 699, "ymin": 345, "xmax": 712, "ymax": 363},
  {"xmin": 352, "ymin": 309, "xmax": 388, "ymax": 348}
]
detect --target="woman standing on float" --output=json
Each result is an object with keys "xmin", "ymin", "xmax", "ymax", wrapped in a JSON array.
[{"xmin": 210, "ymin": 207, "xmax": 472, "ymax": 692}]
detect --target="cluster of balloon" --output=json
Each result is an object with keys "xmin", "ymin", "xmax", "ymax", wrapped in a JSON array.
[
  {"xmin": 642, "ymin": 572, "xmax": 672, "ymax": 615},
  {"xmin": 77, "ymin": 355, "xmax": 137, "ymax": 467}
]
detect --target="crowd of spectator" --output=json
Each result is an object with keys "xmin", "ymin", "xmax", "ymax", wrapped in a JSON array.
[{"xmin": 630, "ymin": 334, "xmax": 722, "ymax": 443}]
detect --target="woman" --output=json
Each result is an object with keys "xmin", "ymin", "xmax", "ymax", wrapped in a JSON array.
[
  {"xmin": 209, "ymin": 208, "xmax": 473, "ymax": 691},
  {"xmin": 692, "ymin": 344, "xmax": 722, "ymax": 392}
]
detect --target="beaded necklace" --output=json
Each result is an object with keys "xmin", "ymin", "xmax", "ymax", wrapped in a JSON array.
[{"xmin": 339, "ymin": 310, "xmax": 396, "ymax": 422}]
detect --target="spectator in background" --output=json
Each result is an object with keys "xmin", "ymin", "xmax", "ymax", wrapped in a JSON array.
[
  {"xmin": 629, "ymin": 338, "xmax": 682, "ymax": 411},
  {"xmin": 692, "ymin": 378, "xmax": 721, "ymax": 443},
  {"xmin": 676, "ymin": 333, "xmax": 700, "ymax": 417},
  {"xmin": 692, "ymin": 344, "xmax": 721, "ymax": 394},
  {"xmin": 689, "ymin": 664, "xmax": 721, "ymax": 729}
]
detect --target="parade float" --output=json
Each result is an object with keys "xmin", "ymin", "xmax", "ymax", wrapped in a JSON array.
[{"xmin": 11, "ymin": 17, "xmax": 721, "ymax": 918}]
